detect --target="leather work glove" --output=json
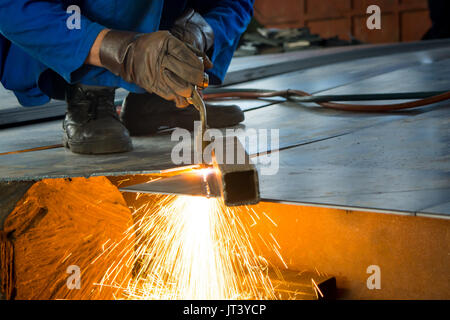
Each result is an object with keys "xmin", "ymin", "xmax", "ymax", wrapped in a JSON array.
[
  {"xmin": 171, "ymin": 8, "xmax": 215, "ymax": 56},
  {"xmin": 100, "ymin": 30, "xmax": 212, "ymax": 108}
]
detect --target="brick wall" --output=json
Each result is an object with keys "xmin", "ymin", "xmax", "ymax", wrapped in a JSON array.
[{"xmin": 254, "ymin": 0, "xmax": 432, "ymax": 43}]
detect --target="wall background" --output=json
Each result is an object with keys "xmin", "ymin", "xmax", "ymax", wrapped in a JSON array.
[{"xmin": 254, "ymin": 0, "xmax": 432, "ymax": 43}]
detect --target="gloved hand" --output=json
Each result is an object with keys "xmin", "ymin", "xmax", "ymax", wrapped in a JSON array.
[
  {"xmin": 99, "ymin": 30, "xmax": 211, "ymax": 108},
  {"xmin": 171, "ymin": 8, "xmax": 215, "ymax": 56}
]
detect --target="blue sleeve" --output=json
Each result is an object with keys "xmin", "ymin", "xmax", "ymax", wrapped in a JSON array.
[
  {"xmin": 192, "ymin": 0, "xmax": 254, "ymax": 84},
  {"xmin": 0, "ymin": 0, "xmax": 105, "ymax": 83}
]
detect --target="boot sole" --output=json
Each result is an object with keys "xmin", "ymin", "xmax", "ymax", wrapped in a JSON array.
[{"xmin": 63, "ymin": 134, "xmax": 133, "ymax": 155}]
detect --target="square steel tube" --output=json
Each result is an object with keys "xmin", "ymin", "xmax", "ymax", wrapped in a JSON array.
[
  {"xmin": 120, "ymin": 136, "xmax": 260, "ymax": 207},
  {"xmin": 211, "ymin": 136, "xmax": 260, "ymax": 207}
]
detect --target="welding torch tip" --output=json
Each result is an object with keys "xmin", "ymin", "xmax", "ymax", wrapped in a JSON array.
[{"xmin": 200, "ymin": 73, "xmax": 209, "ymax": 90}]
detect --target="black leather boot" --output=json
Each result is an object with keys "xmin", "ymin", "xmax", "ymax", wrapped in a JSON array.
[
  {"xmin": 120, "ymin": 92, "xmax": 245, "ymax": 136},
  {"xmin": 63, "ymin": 84, "xmax": 133, "ymax": 154}
]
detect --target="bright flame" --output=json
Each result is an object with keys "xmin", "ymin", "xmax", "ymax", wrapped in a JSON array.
[{"xmin": 98, "ymin": 192, "xmax": 280, "ymax": 299}]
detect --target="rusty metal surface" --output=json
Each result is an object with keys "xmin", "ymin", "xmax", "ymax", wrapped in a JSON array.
[
  {"xmin": 251, "ymin": 202, "xmax": 450, "ymax": 299},
  {"xmin": 0, "ymin": 181, "xmax": 34, "ymax": 229}
]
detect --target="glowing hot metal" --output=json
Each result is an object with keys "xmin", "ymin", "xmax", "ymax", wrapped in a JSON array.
[{"xmin": 121, "ymin": 137, "xmax": 261, "ymax": 207}]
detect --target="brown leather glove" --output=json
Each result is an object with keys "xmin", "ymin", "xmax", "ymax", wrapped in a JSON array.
[
  {"xmin": 171, "ymin": 8, "xmax": 215, "ymax": 55},
  {"xmin": 99, "ymin": 30, "xmax": 211, "ymax": 108}
]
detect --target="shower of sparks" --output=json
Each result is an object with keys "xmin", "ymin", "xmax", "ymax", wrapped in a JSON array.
[
  {"xmin": 129, "ymin": 196, "xmax": 272, "ymax": 299},
  {"xmin": 96, "ymin": 192, "xmax": 282, "ymax": 300},
  {"xmin": 94, "ymin": 169, "xmax": 286, "ymax": 300}
]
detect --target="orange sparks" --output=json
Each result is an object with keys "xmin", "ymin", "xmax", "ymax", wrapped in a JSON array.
[{"xmin": 98, "ymin": 193, "xmax": 283, "ymax": 300}]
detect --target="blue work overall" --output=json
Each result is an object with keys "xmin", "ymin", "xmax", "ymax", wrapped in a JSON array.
[{"xmin": 0, "ymin": 0, "xmax": 253, "ymax": 106}]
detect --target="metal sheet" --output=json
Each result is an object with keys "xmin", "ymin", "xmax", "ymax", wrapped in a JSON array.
[
  {"xmin": 2, "ymin": 45, "xmax": 450, "ymax": 154},
  {"xmin": 0, "ymin": 101, "xmax": 278, "ymax": 155},
  {"xmin": 232, "ymin": 54, "xmax": 450, "ymax": 155},
  {"xmin": 419, "ymin": 202, "xmax": 450, "ymax": 217},
  {"xmin": 229, "ymin": 46, "xmax": 450, "ymax": 94},
  {"xmin": 0, "ymin": 120, "xmax": 61, "ymax": 154},
  {"xmin": 317, "ymin": 57, "xmax": 450, "ymax": 98},
  {"xmin": 207, "ymin": 98, "xmax": 281, "ymax": 111},
  {"xmin": 121, "ymin": 170, "xmax": 221, "ymax": 199},
  {"xmin": 237, "ymin": 101, "xmax": 407, "ymax": 154},
  {"xmin": 121, "ymin": 136, "xmax": 261, "ymax": 207},
  {"xmin": 3, "ymin": 40, "xmax": 450, "ymax": 127},
  {"xmin": 0, "ymin": 99, "xmax": 66, "ymax": 126},
  {"xmin": 223, "ymin": 39, "xmax": 450, "ymax": 86},
  {"xmin": 1, "ymin": 42, "xmax": 450, "ymax": 218},
  {"xmin": 257, "ymin": 104, "xmax": 450, "ymax": 217},
  {"xmin": 0, "ymin": 103, "xmax": 408, "ymax": 180},
  {"xmin": 0, "ymin": 86, "xmax": 129, "ymax": 127},
  {"xmin": 0, "ymin": 133, "xmax": 186, "ymax": 181}
]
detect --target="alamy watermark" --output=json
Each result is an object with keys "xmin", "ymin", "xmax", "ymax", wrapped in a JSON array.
[
  {"xmin": 367, "ymin": 5, "xmax": 381, "ymax": 30},
  {"xmin": 66, "ymin": 265, "xmax": 81, "ymax": 290},
  {"xmin": 67, "ymin": 4, "xmax": 383, "ymax": 31},
  {"xmin": 366, "ymin": 265, "xmax": 381, "ymax": 290},
  {"xmin": 171, "ymin": 122, "xmax": 280, "ymax": 176},
  {"xmin": 66, "ymin": 5, "xmax": 81, "ymax": 30}
]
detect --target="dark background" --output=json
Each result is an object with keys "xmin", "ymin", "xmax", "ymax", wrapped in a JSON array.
[{"xmin": 253, "ymin": 0, "xmax": 434, "ymax": 43}]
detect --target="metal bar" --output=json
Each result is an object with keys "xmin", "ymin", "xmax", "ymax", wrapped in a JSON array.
[
  {"xmin": 211, "ymin": 136, "xmax": 260, "ymax": 206},
  {"xmin": 120, "ymin": 137, "xmax": 261, "ymax": 207},
  {"xmin": 120, "ymin": 170, "xmax": 222, "ymax": 199}
]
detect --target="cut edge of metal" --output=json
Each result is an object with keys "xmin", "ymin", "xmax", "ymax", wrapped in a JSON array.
[
  {"xmin": 260, "ymin": 198, "xmax": 450, "ymax": 220},
  {"xmin": 0, "ymin": 169, "xmax": 170, "ymax": 183},
  {"xmin": 415, "ymin": 212, "xmax": 450, "ymax": 220},
  {"xmin": 211, "ymin": 136, "xmax": 261, "ymax": 207},
  {"xmin": 120, "ymin": 136, "xmax": 261, "ymax": 207},
  {"xmin": 119, "ymin": 169, "xmax": 222, "ymax": 199}
]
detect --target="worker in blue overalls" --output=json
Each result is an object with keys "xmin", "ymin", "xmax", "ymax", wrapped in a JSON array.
[{"xmin": 0, "ymin": 1, "xmax": 254, "ymax": 154}]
